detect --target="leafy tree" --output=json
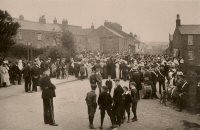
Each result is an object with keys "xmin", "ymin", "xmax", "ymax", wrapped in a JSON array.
[
  {"xmin": 0, "ymin": 10, "xmax": 20, "ymax": 63},
  {"xmin": 61, "ymin": 30, "xmax": 75, "ymax": 55}
]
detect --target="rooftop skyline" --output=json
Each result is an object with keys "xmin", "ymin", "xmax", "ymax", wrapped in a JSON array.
[{"xmin": 1, "ymin": 0, "xmax": 200, "ymax": 42}]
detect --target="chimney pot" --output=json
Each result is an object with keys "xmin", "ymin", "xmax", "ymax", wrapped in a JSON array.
[
  {"xmin": 176, "ymin": 14, "xmax": 181, "ymax": 27},
  {"xmin": 19, "ymin": 14, "xmax": 24, "ymax": 20},
  {"xmin": 53, "ymin": 17, "xmax": 57, "ymax": 24}
]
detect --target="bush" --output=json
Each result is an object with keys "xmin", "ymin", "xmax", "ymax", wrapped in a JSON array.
[
  {"xmin": 7, "ymin": 44, "xmax": 45, "ymax": 60},
  {"xmin": 39, "ymin": 47, "xmax": 73, "ymax": 62}
]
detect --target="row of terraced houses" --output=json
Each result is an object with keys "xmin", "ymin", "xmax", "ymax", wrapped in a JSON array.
[{"xmin": 14, "ymin": 15, "xmax": 144, "ymax": 54}]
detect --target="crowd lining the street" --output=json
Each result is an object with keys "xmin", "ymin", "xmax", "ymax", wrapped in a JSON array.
[{"xmin": 0, "ymin": 51, "xmax": 200, "ymax": 129}]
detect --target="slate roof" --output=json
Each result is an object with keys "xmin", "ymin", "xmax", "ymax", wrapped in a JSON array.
[
  {"xmin": 14, "ymin": 18, "xmax": 84, "ymax": 35},
  {"xmin": 178, "ymin": 25, "xmax": 200, "ymax": 34},
  {"xmin": 101, "ymin": 26, "xmax": 125, "ymax": 38},
  {"xmin": 14, "ymin": 18, "xmax": 62, "ymax": 32}
]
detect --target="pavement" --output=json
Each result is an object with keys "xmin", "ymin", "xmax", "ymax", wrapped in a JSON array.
[{"xmin": 0, "ymin": 78, "xmax": 200, "ymax": 130}]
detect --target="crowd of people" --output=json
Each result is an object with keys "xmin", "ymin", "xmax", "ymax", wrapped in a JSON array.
[
  {"xmin": 82, "ymin": 51, "xmax": 200, "ymax": 129},
  {"xmin": 0, "ymin": 51, "xmax": 200, "ymax": 129}
]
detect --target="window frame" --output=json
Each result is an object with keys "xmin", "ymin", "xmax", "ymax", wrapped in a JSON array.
[
  {"xmin": 188, "ymin": 50, "xmax": 194, "ymax": 61},
  {"xmin": 37, "ymin": 33, "xmax": 42, "ymax": 41},
  {"xmin": 188, "ymin": 35, "xmax": 194, "ymax": 45}
]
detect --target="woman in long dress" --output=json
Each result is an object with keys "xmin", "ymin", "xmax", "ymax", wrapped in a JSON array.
[
  {"xmin": 0, "ymin": 62, "xmax": 11, "ymax": 87},
  {"xmin": 115, "ymin": 62, "xmax": 120, "ymax": 79}
]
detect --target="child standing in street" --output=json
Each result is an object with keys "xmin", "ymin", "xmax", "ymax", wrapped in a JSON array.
[
  {"xmin": 122, "ymin": 86, "xmax": 132, "ymax": 123},
  {"xmin": 85, "ymin": 84, "xmax": 97, "ymax": 129},
  {"xmin": 129, "ymin": 82, "xmax": 139, "ymax": 122},
  {"xmin": 105, "ymin": 75, "xmax": 113, "ymax": 94}
]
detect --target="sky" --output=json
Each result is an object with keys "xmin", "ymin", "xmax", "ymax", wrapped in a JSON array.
[{"xmin": 1, "ymin": 0, "xmax": 200, "ymax": 43}]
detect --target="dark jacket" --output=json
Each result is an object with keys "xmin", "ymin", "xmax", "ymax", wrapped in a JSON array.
[
  {"xmin": 85, "ymin": 90, "xmax": 97, "ymax": 108},
  {"xmin": 105, "ymin": 80, "xmax": 112, "ymax": 89},
  {"xmin": 31, "ymin": 65, "xmax": 40, "ymax": 79},
  {"xmin": 39, "ymin": 75, "xmax": 56, "ymax": 99},
  {"xmin": 89, "ymin": 74, "xmax": 97, "ymax": 85},
  {"xmin": 130, "ymin": 71, "xmax": 144, "ymax": 90},
  {"xmin": 130, "ymin": 88, "xmax": 138, "ymax": 102},
  {"xmin": 22, "ymin": 65, "xmax": 32, "ymax": 79},
  {"xmin": 122, "ymin": 92, "xmax": 132, "ymax": 107},
  {"xmin": 98, "ymin": 92, "xmax": 113, "ymax": 110},
  {"xmin": 113, "ymin": 85, "xmax": 124, "ymax": 106}
]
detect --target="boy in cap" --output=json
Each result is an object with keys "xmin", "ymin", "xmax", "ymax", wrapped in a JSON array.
[
  {"xmin": 105, "ymin": 75, "xmax": 113, "ymax": 94},
  {"xmin": 129, "ymin": 82, "xmax": 138, "ymax": 122},
  {"xmin": 122, "ymin": 86, "xmax": 132, "ymax": 123},
  {"xmin": 98, "ymin": 86, "xmax": 116, "ymax": 129},
  {"xmin": 85, "ymin": 84, "xmax": 97, "ymax": 129}
]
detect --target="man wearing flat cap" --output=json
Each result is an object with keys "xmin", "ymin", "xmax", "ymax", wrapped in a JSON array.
[
  {"xmin": 85, "ymin": 84, "xmax": 97, "ymax": 129},
  {"xmin": 39, "ymin": 68, "xmax": 58, "ymax": 126}
]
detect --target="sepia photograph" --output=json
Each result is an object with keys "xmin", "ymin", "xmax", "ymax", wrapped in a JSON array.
[{"xmin": 0, "ymin": 0, "xmax": 200, "ymax": 129}]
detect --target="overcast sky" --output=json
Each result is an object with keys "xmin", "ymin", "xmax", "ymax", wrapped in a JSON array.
[{"xmin": 1, "ymin": 0, "xmax": 200, "ymax": 42}]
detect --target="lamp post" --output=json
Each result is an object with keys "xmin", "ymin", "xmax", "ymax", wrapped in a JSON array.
[
  {"xmin": 27, "ymin": 42, "xmax": 32, "ymax": 61},
  {"xmin": 27, "ymin": 42, "xmax": 30, "ymax": 61}
]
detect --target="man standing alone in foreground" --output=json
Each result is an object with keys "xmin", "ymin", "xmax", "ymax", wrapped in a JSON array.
[{"xmin": 39, "ymin": 68, "xmax": 58, "ymax": 126}]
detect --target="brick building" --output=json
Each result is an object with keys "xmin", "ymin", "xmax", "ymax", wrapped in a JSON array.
[
  {"xmin": 14, "ymin": 15, "xmax": 86, "ymax": 51},
  {"xmin": 14, "ymin": 15, "xmax": 142, "ymax": 54},
  {"xmin": 170, "ymin": 14, "xmax": 200, "ymax": 67},
  {"xmin": 97, "ymin": 21, "xmax": 136, "ymax": 53},
  {"xmin": 14, "ymin": 15, "xmax": 62, "ymax": 48}
]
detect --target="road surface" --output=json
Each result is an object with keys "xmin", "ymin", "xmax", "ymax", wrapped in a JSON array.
[{"xmin": 0, "ymin": 79, "xmax": 199, "ymax": 130}]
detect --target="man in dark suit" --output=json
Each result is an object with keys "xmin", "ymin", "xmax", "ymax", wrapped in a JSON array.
[
  {"xmin": 39, "ymin": 68, "xmax": 58, "ymax": 126},
  {"xmin": 31, "ymin": 62, "xmax": 40, "ymax": 92},
  {"xmin": 129, "ymin": 66, "xmax": 144, "ymax": 99},
  {"xmin": 157, "ymin": 65, "xmax": 166, "ymax": 94},
  {"xmin": 95, "ymin": 69, "xmax": 102, "ymax": 94},
  {"xmin": 89, "ymin": 70, "xmax": 97, "ymax": 86},
  {"xmin": 105, "ymin": 75, "xmax": 112, "ymax": 94},
  {"xmin": 150, "ymin": 67, "xmax": 159, "ymax": 99},
  {"xmin": 22, "ymin": 62, "xmax": 32, "ymax": 92},
  {"xmin": 113, "ymin": 78, "xmax": 124, "ymax": 126},
  {"xmin": 98, "ymin": 86, "xmax": 116, "ymax": 129}
]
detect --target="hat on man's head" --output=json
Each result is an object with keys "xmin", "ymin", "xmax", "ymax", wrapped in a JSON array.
[
  {"xmin": 177, "ymin": 71, "xmax": 183, "ymax": 76},
  {"xmin": 123, "ymin": 86, "xmax": 128, "ymax": 90},
  {"xmin": 130, "ymin": 82, "xmax": 136, "ymax": 86},
  {"xmin": 113, "ymin": 78, "xmax": 120, "ymax": 82},
  {"xmin": 102, "ymin": 86, "xmax": 108, "ymax": 90},
  {"xmin": 91, "ymin": 84, "xmax": 97, "ymax": 90}
]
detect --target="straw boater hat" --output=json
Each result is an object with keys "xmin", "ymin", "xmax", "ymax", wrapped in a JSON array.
[
  {"xmin": 113, "ymin": 78, "xmax": 120, "ymax": 82},
  {"xmin": 102, "ymin": 86, "xmax": 108, "ymax": 90}
]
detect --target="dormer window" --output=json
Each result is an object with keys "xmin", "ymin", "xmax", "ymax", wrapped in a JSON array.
[{"xmin": 188, "ymin": 35, "xmax": 193, "ymax": 45}]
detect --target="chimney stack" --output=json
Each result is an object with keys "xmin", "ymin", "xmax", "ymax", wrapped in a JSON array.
[
  {"xmin": 39, "ymin": 15, "xmax": 46, "ymax": 24},
  {"xmin": 176, "ymin": 14, "xmax": 181, "ymax": 27},
  {"xmin": 19, "ymin": 14, "xmax": 24, "ymax": 20},
  {"xmin": 53, "ymin": 17, "xmax": 57, "ymax": 24},
  {"xmin": 91, "ymin": 23, "xmax": 94, "ymax": 29},
  {"xmin": 62, "ymin": 19, "xmax": 68, "ymax": 27}
]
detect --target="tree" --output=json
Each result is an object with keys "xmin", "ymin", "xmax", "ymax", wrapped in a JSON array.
[
  {"xmin": 0, "ymin": 10, "xmax": 20, "ymax": 63},
  {"xmin": 61, "ymin": 30, "xmax": 75, "ymax": 55}
]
